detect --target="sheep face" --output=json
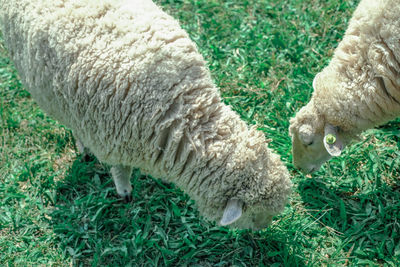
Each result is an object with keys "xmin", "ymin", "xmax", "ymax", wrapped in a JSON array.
[
  {"xmin": 204, "ymin": 193, "xmax": 277, "ymax": 230},
  {"xmin": 289, "ymin": 99, "xmax": 330, "ymax": 173},
  {"xmin": 231, "ymin": 203, "xmax": 275, "ymax": 230},
  {"xmin": 291, "ymin": 120, "xmax": 347, "ymax": 173},
  {"xmin": 290, "ymin": 125, "xmax": 331, "ymax": 173},
  {"xmin": 290, "ymin": 103, "xmax": 347, "ymax": 173},
  {"xmin": 220, "ymin": 198, "xmax": 287, "ymax": 230}
]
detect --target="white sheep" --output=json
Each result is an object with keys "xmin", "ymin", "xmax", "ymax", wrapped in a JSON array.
[
  {"xmin": 289, "ymin": 0, "xmax": 400, "ymax": 173},
  {"xmin": 0, "ymin": 0, "xmax": 292, "ymax": 229}
]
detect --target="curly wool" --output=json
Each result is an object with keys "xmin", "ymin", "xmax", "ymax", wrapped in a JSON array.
[
  {"xmin": 0, "ymin": 0, "xmax": 291, "ymax": 229},
  {"xmin": 290, "ymin": 0, "xmax": 400, "ymax": 172}
]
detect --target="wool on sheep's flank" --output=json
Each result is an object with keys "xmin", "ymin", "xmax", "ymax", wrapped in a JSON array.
[{"xmin": 0, "ymin": 0, "xmax": 292, "ymax": 229}]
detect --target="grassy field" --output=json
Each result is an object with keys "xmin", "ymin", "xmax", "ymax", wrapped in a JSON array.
[{"xmin": 1, "ymin": 0, "xmax": 400, "ymax": 265}]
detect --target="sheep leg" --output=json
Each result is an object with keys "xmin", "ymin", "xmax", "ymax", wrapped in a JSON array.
[{"xmin": 111, "ymin": 165, "xmax": 133, "ymax": 202}]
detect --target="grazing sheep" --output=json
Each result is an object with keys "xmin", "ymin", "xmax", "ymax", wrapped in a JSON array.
[
  {"xmin": 289, "ymin": 0, "xmax": 400, "ymax": 173},
  {"xmin": 0, "ymin": 0, "xmax": 292, "ymax": 229}
]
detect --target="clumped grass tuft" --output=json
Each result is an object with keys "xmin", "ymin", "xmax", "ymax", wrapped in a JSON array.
[{"xmin": 1, "ymin": 0, "xmax": 400, "ymax": 265}]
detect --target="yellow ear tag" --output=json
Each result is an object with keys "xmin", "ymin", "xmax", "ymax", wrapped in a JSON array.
[{"xmin": 325, "ymin": 134, "xmax": 336, "ymax": 145}]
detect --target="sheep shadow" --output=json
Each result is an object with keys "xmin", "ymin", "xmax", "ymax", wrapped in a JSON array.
[
  {"xmin": 49, "ymin": 155, "xmax": 306, "ymax": 266},
  {"xmin": 297, "ymin": 175, "xmax": 400, "ymax": 264}
]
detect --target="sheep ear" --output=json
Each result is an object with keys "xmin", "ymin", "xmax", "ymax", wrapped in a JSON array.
[
  {"xmin": 220, "ymin": 199, "xmax": 243, "ymax": 226},
  {"xmin": 313, "ymin": 72, "xmax": 321, "ymax": 89},
  {"xmin": 323, "ymin": 124, "xmax": 343, "ymax": 156}
]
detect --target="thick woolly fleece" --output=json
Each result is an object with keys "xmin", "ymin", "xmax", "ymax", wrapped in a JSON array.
[
  {"xmin": 290, "ymin": 0, "xmax": 400, "ymax": 171},
  {"xmin": 0, "ymin": 0, "xmax": 291, "ymax": 229}
]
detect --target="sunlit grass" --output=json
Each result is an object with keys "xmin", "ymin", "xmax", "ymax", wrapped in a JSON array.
[{"xmin": 1, "ymin": 0, "xmax": 400, "ymax": 265}]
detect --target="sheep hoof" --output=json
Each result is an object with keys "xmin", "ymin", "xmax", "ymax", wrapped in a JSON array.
[
  {"xmin": 80, "ymin": 153, "xmax": 92, "ymax": 162},
  {"xmin": 111, "ymin": 165, "xmax": 133, "ymax": 203},
  {"xmin": 123, "ymin": 194, "xmax": 133, "ymax": 203},
  {"xmin": 117, "ymin": 188, "xmax": 133, "ymax": 203}
]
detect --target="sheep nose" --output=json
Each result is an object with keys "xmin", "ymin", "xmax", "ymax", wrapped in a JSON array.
[{"xmin": 308, "ymin": 164, "xmax": 323, "ymax": 173}]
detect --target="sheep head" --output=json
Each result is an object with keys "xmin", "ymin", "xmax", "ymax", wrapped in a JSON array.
[
  {"xmin": 289, "ymin": 73, "xmax": 346, "ymax": 173},
  {"xmin": 199, "ymin": 127, "xmax": 292, "ymax": 230}
]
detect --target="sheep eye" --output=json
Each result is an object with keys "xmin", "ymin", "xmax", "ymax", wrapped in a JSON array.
[{"xmin": 306, "ymin": 141, "xmax": 314, "ymax": 146}]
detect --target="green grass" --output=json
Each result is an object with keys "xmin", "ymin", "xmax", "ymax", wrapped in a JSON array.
[{"xmin": 1, "ymin": 0, "xmax": 400, "ymax": 265}]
